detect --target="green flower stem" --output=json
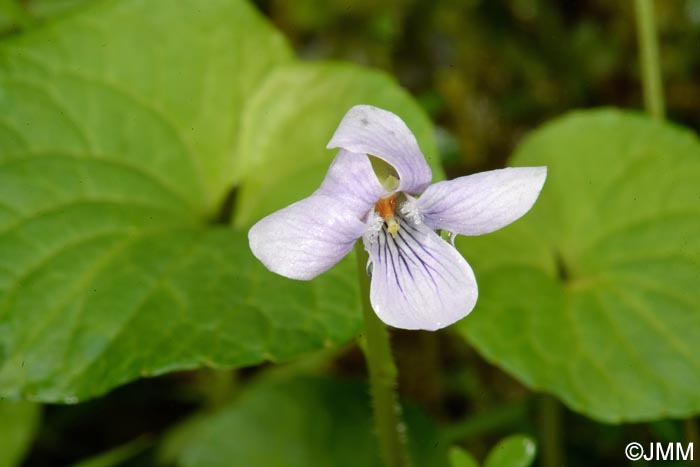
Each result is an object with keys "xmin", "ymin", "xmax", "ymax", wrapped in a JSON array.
[
  {"xmin": 634, "ymin": 0, "xmax": 665, "ymax": 120},
  {"xmin": 355, "ymin": 242, "xmax": 411, "ymax": 467},
  {"xmin": 538, "ymin": 394, "xmax": 563, "ymax": 467}
]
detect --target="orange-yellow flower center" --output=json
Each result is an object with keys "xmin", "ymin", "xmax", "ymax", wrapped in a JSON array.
[
  {"xmin": 374, "ymin": 194, "xmax": 400, "ymax": 237},
  {"xmin": 375, "ymin": 194, "xmax": 396, "ymax": 219}
]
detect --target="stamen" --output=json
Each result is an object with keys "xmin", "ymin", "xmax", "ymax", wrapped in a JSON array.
[{"xmin": 385, "ymin": 215, "xmax": 400, "ymax": 238}]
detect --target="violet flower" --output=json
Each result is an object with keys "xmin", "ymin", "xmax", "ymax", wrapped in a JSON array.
[{"xmin": 249, "ymin": 105, "xmax": 546, "ymax": 331}]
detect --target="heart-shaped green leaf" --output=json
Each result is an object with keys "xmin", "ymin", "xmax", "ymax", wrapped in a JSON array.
[
  {"xmin": 0, "ymin": 0, "xmax": 436, "ymax": 402},
  {"xmin": 0, "ymin": 0, "xmax": 289, "ymax": 402},
  {"xmin": 456, "ymin": 109, "xmax": 700, "ymax": 422}
]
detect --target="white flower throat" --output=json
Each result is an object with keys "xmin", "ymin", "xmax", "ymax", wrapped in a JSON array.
[{"xmin": 369, "ymin": 189, "xmax": 423, "ymax": 243}]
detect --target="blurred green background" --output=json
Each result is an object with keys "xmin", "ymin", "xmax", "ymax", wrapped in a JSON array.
[
  {"xmin": 4, "ymin": 0, "xmax": 700, "ymax": 174},
  {"xmin": 1, "ymin": 0, "xmax": 699, "ymax": 466}
]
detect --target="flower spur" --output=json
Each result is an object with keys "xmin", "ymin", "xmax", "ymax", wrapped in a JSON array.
[{"xmin": 249, "ymin": 105, "xmax": 546, "ymax": 331}]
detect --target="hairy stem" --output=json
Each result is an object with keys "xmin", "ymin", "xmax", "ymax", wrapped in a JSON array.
[
  {"xmin": 634, "ymin": 0, "xmax": 665, "ymax": 119},
  {"xmin": 355, "ymin": 242, "xmax": 411, "ymax": 467}
]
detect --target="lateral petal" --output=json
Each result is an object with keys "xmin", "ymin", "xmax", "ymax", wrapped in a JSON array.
[
  {"xmin": 249, "ymin": 194, "xmax": 367, "ymax": 280},
  {"xmin": 416, "ymin": 167, "xmax": 547, "ymax": 236}
]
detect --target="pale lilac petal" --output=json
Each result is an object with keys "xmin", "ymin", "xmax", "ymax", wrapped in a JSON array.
[
  {"xmin": 315, "ymin": 149, "xmax": 388, "ymax": 218},
  {"xmin": 363, "ymin": 216, "xmax": 478, "ymax": 331},
  {"xmin": 249, "ymin": 194, "xmax": 366, "ymax": 280},
  {"xmin": 327, "ymin": 105, "xmax": 432, "ymax": 194},
  {"xmin": 415, "ymin": 167, "xmax": 547, "ymax": 236}
]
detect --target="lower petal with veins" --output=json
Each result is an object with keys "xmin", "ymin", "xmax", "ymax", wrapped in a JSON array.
[{"xmin": 362, "ymin": 214, "xmax": 478, "ymax": 331}]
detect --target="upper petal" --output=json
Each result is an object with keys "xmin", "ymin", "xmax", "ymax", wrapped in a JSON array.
[
  {"xmin": 315, "ymin": 149, "xmax": 388, "ymax": 218},
  {"xmin": 363, "ymin": 216, "xmax": 478, "ymax": 331},
  {"xmin": 415, "ymin": 167, "xmax": 547, "ymax": 236},
  {"xmin": 249, "ymin": 194, "xmax": 367, "ymax": 280},
  {"xmin": 327, "ymin": 105, "xmax": 432, "ymax": 194}
]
